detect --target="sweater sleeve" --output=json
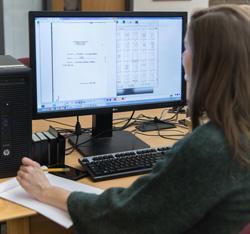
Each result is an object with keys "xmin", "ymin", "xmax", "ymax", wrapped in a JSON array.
[{"xmin": 67, "ymin": 123, "xmax": 242, "ymax": 234}]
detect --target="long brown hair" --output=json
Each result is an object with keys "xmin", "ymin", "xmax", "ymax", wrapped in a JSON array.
[{"xmin": 188, "ymin": 5, "xmax": 250, "ymax": 164}]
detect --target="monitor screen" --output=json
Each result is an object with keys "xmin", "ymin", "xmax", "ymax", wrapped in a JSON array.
[
  {"xmin": 30, "ymin": 11, "xmax": 186, "ymax": 119},
  {"xmin": 29, "ymin": 11, "xmax": 187, "ymax": 156}
]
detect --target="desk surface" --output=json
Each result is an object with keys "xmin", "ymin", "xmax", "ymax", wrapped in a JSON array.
[{"xmin": 0, "ymin": 109, "xmax": 188, "ymax": 232}]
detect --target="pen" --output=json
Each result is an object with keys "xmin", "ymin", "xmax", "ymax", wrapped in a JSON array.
[{"xmin": 42, "ymin": 167, "xmax": 70, "ymax": 172}]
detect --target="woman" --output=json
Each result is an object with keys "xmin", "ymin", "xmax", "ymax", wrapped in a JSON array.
[{"xmin": 17, "ymin": 5, "xmax": 250, "ymax": 234}]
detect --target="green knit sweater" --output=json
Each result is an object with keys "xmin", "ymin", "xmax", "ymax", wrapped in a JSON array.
[{"xmin": 67, "ymin": 122, "xmax": 250, "ymax": 234}]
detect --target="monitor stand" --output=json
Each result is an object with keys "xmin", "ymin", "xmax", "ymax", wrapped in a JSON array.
[{"xmin": 68, "ymin": 113, "xmax": 149, "ymax": 157}]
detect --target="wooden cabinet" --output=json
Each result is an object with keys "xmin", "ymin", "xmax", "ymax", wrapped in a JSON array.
[
  {"xmin": 81, "ymin": 0, "xmax": 126, "ymax": 11},
  {"xmin": 50, "ymin": 0, "xmax": 64, "ymax": 11},
  {"xmin": 50, "ymin": 0, "xmax": 128, "ymax": 11}
]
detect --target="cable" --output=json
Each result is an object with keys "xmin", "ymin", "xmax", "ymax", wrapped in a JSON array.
[
  {"xmin": 113, "ymin": 111, "xmax": 135, "ymax": 131},
  {"xmin": 46, "ymin": 107, "xmax": 187, "ymax": 154},
  {"xmin": 65, "ymin": 116, "xmax": 82, "ymax": 155},
  {"xmin": 44, "ymin": 119, "xmax": 74, "ymax": 128},
  {"xmin": 133, "ymin": 130, "xmax": 186, "ymax": 140}
]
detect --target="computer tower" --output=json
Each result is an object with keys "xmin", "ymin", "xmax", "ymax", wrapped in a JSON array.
[{"xmin": 0, "ymin": 55, "xmax": 32, "ymax": 178}]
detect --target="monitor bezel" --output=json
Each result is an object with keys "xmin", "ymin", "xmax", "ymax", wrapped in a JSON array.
[{"xmin": 29, "ymin": 11, "xmax": 187, "ymax": 120}]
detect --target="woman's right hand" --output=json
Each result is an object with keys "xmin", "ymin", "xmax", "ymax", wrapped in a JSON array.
[
  {"xmin": 16, "ymin": 157, "xmax": 52, "ymax": 202},
  {"xmin": 17, "ymin": 157, "xmax": 70, "ymax": 211}
]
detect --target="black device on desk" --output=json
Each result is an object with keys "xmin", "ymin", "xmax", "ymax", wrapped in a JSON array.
[
  {"xmin": 32, "ymin": 128, "xmax": 66, "ymax": 166},
  {"xmin": 0, "ymin": 55, "xmax": 32, "ymax": 178},
  {"xmin": 48, "ymin": 164, "xmax": 88, "ymax": 181},
  {"xmin": 79, "ymin": 146, "xmax": 171, "ymax": 181},
  {"xmin": 135, "ymin": 117, "xmax": 176, "ymax": 132},
  {"xmin": 29, "ymin": 11, "xmax": 187, "ymax": 157}
]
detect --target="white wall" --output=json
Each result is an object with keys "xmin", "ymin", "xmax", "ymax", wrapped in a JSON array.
[
  {"xmin": 3, "ymin": 0, "xmax": 209, "ymax": 58},
  {"xmin": 133, "ymin": 0, "xmax": 209, "ymax": 20},
  {"xmin": 3, "ymin": 0, "xmax": 42, "ymax": 58}
]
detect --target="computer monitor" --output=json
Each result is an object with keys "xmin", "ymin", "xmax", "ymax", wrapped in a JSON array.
[{"xmin": 29, "ymin": 11, "xmax": 187, "ymax": 156}]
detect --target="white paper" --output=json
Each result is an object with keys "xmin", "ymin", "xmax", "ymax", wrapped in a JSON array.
[{"xmin": 0, "ymin": 174, "xmax": 103, "ymax": 228}]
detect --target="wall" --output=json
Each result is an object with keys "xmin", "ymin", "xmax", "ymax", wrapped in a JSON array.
[
  {"xmin": 3, "ymin": 0, "xmax": 42, "ymax": 58},
  {"xmin": 3, "ymin": 0, "xmax": 248, "ymax": 58},
  {"xmin": 0, "ymin": 0, "xmax": 4, "ymax": 54},
  {"xmin": 133, "ymin": 0, "xmax": 209, "ymax": 20},
  {"xmin": 210, "ymin": 0, "xmax": 250, "ymax": 5}
]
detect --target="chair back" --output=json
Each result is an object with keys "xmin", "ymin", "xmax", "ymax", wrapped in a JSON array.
[
  {"xmin": 240, "ymin": 223, "xmax": 250, "ymax": 234},
  {"xmin": 18, "ymin": 57, "xmax": 30, "ymax": 67}
]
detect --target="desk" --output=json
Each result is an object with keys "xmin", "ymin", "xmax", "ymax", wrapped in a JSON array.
[{"xmin": 0, "ymin": 109, "xmax": 187, "ymax": 234}]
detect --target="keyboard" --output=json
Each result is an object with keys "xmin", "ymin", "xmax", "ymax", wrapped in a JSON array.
[{"xmin": 79, "ymin": 146, "xmax": 171, "ymax": 181}]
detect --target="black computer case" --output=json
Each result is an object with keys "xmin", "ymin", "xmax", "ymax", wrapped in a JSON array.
[{"xmin": 0, "ymin": 55, "xmax": 32, "ymax": 178}]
